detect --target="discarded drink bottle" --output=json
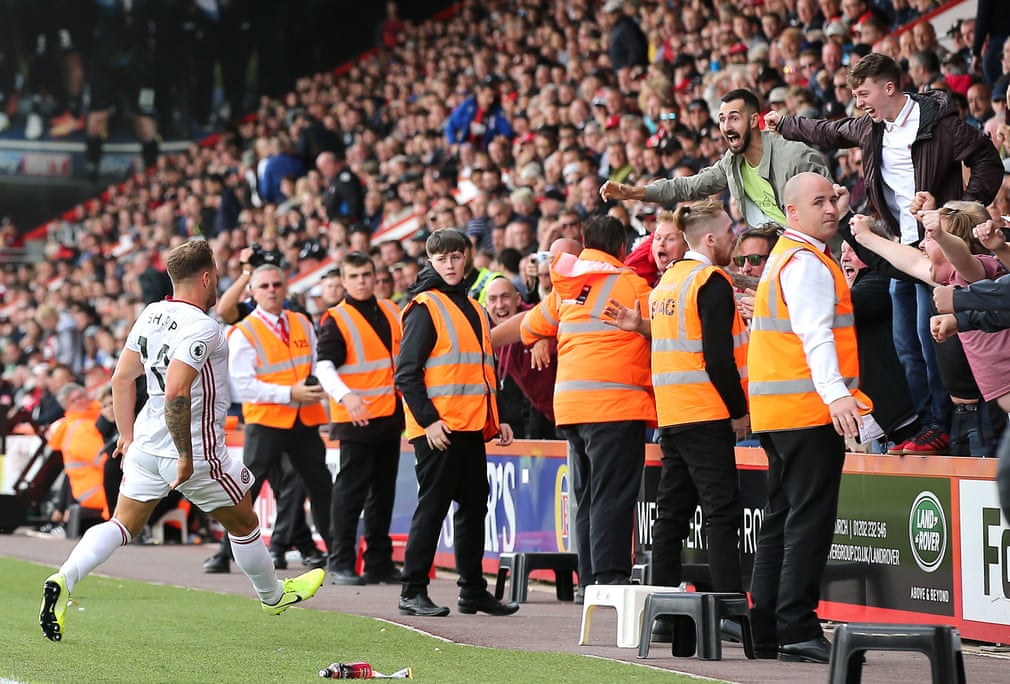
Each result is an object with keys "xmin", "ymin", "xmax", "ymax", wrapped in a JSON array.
[
  {"xmin": 319, "ymin": 662, "xmax": 373, "ymax": 679},
  {"xmin": 319, "ymin": 663, "xmax": 412, "ymax": 679}
]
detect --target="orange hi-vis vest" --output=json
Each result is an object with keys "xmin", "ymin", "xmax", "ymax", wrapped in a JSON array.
[
  {"xmin": 650, "ymin": 260, "xmax": 748, "ymax": 428},
  {"xmin": 748, "ymin": 233, "xmax": 871, "ymax": 432},
  {"xmin": 520, "ymin": 249, "xmax": 656, "ymax": 427},
  {"xmin": 402, "ymin": 290, "xmax": 500, "ymax": 441},
  {"xmin": 48, "ymin": 402, "xmax": 108, "ymax": 517},
  {"xmin": 326, "ymin": 298, "xmax": 403, "ymax": 423},
  {"xmin": 231, "ymin": 310, "xmax": 327, "ymax": 428}
]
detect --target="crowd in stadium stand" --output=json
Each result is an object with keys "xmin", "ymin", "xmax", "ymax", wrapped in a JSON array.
[{"xmin": 3, "ymin": 0, "xmax": 1010, "ymax": 459}]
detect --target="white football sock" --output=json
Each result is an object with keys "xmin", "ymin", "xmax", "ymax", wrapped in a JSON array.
[
  {"xmin": 230, "ymin": 528, "xmax": 283, "ymax": 604},
  {"xmin": 60, "ymin": 519, "xmax": 131, "ymax": 593}
]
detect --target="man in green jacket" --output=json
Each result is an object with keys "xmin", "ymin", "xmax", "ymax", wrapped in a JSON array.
[{"xmin": 601, "ymin": 89, "xmax": 830, "ymax": 227}]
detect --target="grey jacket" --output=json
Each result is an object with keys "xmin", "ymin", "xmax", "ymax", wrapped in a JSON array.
[
  {"xmin": 642, "ymin": 130, "xmax": 830, "ymax": 226},
  {"xmin": 953, "ymin": 274, "xmax": 1010, "ymax": 332}
]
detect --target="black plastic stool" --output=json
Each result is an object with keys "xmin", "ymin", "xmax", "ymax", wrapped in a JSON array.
[
  {"xmin": 494, "ymin": 552, "xmax": 579, "ymax": 603},
  {"xmin": 828, "ymin": 623, "xmax": 966, "ymax": 684},
  {"xmin": 637, "ymin": 591, "xmax": 755, "ymax": 661}
]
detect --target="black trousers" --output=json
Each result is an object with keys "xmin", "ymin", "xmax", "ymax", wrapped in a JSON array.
[
  {"xmin": 400, "ymin": 431, "xmax": 488, "ymax": 598},
  {"xmin": 266, "ymin": 455, "xmax": 316, "ymax": 556},
  {"xmin": 563, "ymin": 420, "xmax": 646, "ymax": 585},
  {"xmin": 216, "ymin": 420, "xmax": 333, "ymax": 557},
  {"xmin": 329, "ymin": 437, "xmax": 400, "ymax": 572},
  {"xmin": 651, "ymin": 421, "xmax": 743, "ymax": 592},
  {"xmin": 750, "ymin": 425, "xmax": 845, "ymax": 645}
]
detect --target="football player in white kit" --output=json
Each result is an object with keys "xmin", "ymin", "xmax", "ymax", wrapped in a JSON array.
[{"xmin": 40, "ymin": 240, "xmax": 324, "ymax": 642}]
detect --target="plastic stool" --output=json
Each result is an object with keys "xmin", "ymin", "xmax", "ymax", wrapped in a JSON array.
[
  {"xmin": 151, "ymin": 507, "xmax": 189, "ymax": 544},
  {"xmin": 494, "ymin": 552, "xmax": 579, "ymax": 602},
  {"xmin": 637, "ymin": 592, "xmax": 755, "ymax": 660},
  {"xmin": 579, "ymin": 584, "xmax": 673, "ymax": 648},
  {"xmin": 828, "ymin": 623, "xmax": 966, "ymax": 684}
]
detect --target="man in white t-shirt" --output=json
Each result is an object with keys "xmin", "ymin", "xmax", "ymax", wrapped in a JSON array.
[{"xmin": 39, "ymin": 240, "xmax": 324, "ymax": 643}]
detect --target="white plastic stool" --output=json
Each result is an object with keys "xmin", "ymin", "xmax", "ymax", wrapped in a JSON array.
[
  {"xmin": 150, "ymin": 507, "xmax": 188, "ymax": 544},
  {"xmin": 579, "ymin": 584, "xmax": 678, "ymax": 648}
]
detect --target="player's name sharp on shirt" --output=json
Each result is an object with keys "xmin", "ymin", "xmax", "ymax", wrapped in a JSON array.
[{"xmin": 125, "ymin": 300, "xmax": 231, "ymax": 461}]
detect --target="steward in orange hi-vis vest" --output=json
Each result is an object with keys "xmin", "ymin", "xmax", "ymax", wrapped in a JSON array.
[
  {"xmin": 230, "ymin": 310, "xmax": 327, "ymax": 428},
  {"xmin": 650, "ymin": 260, "xmax": 748, "ymax": 427},
  {"xmin": 324, "ymin": 298, "xmax": 403, "ymax": 424},
  {"xmin": 401, "ymin": 290, "xmax": 499, "ymax": 441},
  {"xmin": 520, "ymin": 249, "xmax": 656, "ymax": 427},
  {"xmin": 48, "ymin": 401, "xmax": 108, "ymax": 517},
  {"xmin": 748, "ymin": 233, "xmax": 872, "ymax": 432}
]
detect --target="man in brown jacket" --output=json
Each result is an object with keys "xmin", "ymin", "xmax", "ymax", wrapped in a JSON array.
[{"xmin": 766, "ymin": 52, "xmax": 1003, "ymax": 459}]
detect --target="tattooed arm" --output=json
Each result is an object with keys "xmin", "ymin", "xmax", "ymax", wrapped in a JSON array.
[{"xmin": 164, "ymin": 357, "xmax": 199, "ymax": 489}]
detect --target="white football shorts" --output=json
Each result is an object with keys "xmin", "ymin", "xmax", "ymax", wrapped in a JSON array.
[{"xmin": 120, "ymin": 447, "xmax": 255, "ymax": 512}]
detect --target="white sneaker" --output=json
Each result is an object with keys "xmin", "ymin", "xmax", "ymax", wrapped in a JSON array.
[{"xmin": 26, "ymin": 523, "xmax": 66, "ymax": 539}]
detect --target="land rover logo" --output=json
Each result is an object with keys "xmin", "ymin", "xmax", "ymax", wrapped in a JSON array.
[{"xmin": 908, "ymin": 491, "xmax": 946, "ymax": 573}]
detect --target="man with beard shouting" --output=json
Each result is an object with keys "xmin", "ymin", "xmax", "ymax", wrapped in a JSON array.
[{"xmin": 601, "ymin": 89, "xmax": 830, "ymax": 228}]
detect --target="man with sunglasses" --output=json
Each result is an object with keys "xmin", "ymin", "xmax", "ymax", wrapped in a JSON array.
[
  {"xmin": 601, "ymin": 89, "xmax": 830, "ymax": 229},
  {"xmin": 205, "ymin": 253, "xmax": 324, "ymax": 574},
  {"xmin": 731, "ymin": 224, "xmax": 780, "ymax": 323},
  {"xmin": 733, "ymin": 226, "xmax": 777, "ymax": 277},
  {"xmin": 203, "ymin": 265, "xmax": 334, "ymax": 574}
]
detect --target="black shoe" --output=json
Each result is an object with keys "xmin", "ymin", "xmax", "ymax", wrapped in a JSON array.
[
  {"xmin": 300, "ymin": 549, "xmax": 326, "ymax": 569},
  {"xmin": 753, "ymin": 643, "xmax": 779, "ymax": 659},
  {"xmin": 779, "ymin": 635, "xmax": 832, "ymax": 663},
  {"xmin": 651, "ymin": 617, "xmax": 674, "ymax": 643},
  {"xmin": 327, "ymin": 568, "xmax": 366, "ymax": 586},
  {"xmin": 202, "ymin": 553, "xmax": 230, "ymax": 574},
  {"xmin": 457, "ymin": 591, "xmax": 520, "ymax": 616},
  {"xmin": 399, "ymin": 593, "xmax": 450, "ymax": 617},
  {"xmin": 720, "ymin": 618, "xmax": 743, "ymax": 643},
  {"xmin": 271, "ymin": 553, "xmax": 288, "ymax": 570},
  {"xmin": 574, "ymin": 586, "xmax": 585, "ymax": 605},
  {"xmin": 362, "ymin": 568, "xmax": 403, "ymax": 584}
]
